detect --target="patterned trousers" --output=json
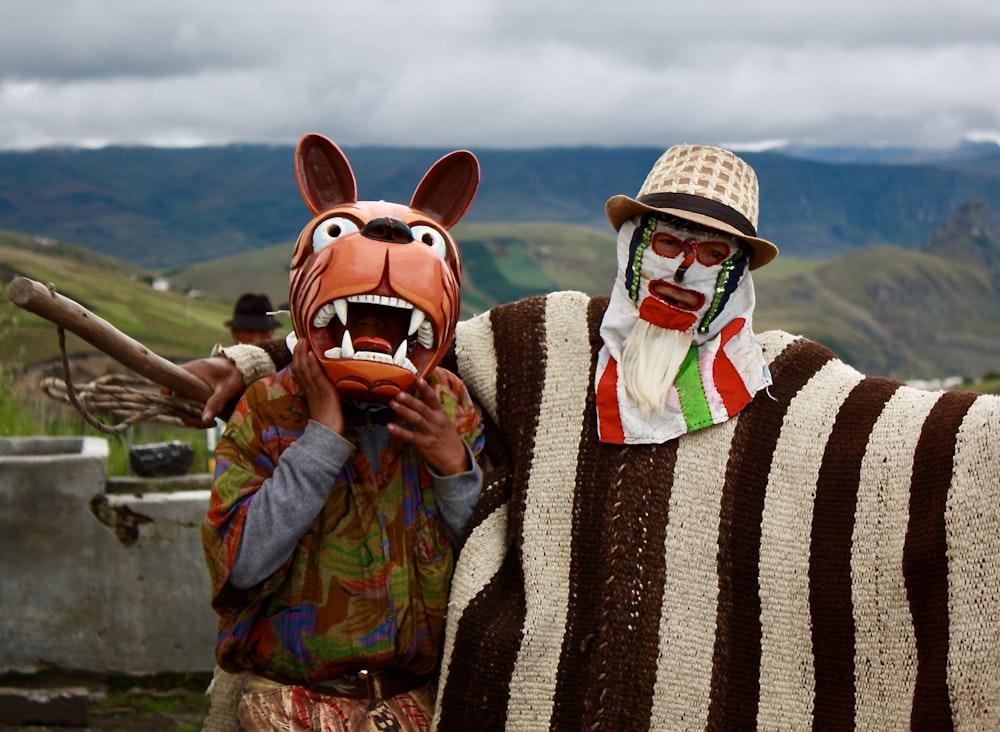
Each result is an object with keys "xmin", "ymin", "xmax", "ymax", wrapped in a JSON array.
[{"xmin": 236, "ymin": 674, "xmax": 435, "ymax": 732}]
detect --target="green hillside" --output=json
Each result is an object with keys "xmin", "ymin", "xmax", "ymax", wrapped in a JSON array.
[
  {"xmin": 444, "ymin": 222, "xmax": 618, "ymax": 316},
  {"xmin": 161, "ymin": 241, "xmax": 295, "ymax": 314},
  {"xmin": 0, "ymin": 230, "xmax": 235, "ymax": 368},
  {"xmin": 2, "ymin": 223, "xmax": 998, "ymax": 386},
  {"xmin": 754, "ymin": 244, "xmax": 1000, "ymax": 379},
  {"xmin": 161, "ymin": 221, "xmax": 621, "ymax": 320}
]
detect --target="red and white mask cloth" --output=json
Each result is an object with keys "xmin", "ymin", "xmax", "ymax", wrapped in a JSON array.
[{"xmin": 595, "ymin": 215, "xmax": 772, "ymax": 444}]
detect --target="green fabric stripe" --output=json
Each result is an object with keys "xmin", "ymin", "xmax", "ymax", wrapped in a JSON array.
[{"xmin": 676, "ymin": 346, "xmax": 712, "ymax": 429}]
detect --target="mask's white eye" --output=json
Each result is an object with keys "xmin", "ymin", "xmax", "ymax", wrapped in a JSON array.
[
  {"xmin": 312, "ymin": 217, "xmax": 360, "ymax": 252},
  {"xmin": 411, "ymin": 225, "xmax": 448, "ymax": 258}
]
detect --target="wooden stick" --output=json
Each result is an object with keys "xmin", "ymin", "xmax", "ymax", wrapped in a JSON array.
[{"xmin": 7, "ymin": 276, "xmax": 212, "ymax": 403}]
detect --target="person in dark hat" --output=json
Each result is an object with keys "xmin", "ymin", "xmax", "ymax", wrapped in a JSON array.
[{"xmin": 225, "ymin": 293, "xmax": 281, "ymax": 345}]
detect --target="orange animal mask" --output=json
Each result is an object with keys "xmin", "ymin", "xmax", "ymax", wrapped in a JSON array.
[{"xmin": 288, "ymin": 133, "xmax": 479, "ymax": 403}]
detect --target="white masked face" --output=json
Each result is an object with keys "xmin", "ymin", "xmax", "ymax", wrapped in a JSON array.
[
  {"xmin": 625, "ymin": 215, "xmax": 748, "ymax": 336},
  {"xmin": 596, "ymin": 213, "xmax": 772, "ymax": 444}
]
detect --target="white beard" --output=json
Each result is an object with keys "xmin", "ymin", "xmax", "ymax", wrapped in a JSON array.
[{"xmin": 618, "ymin": 319, "xmax": 693, "ymax": 417}]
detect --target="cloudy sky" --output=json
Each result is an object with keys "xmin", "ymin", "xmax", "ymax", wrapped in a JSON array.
[{"xmin": 3, "ymin": 0, "xmax": 1000, "ymax": 152}]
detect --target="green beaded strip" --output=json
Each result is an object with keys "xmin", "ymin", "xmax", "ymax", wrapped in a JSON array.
[
  {"xmin": 698, "ymin": 251, "xmax": 744, "ymax": 334},
  {"xmin": 628, "ymin": 217, "xmax": 658, "ymax": 303}
]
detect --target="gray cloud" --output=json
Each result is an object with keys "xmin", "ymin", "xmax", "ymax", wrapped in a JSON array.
[{"xmin": 1, "ymin": 0, "xmax": 998, "ymax": 150}]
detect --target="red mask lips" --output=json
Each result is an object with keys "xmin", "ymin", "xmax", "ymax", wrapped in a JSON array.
[
  {"xmin": 650, "ymin": 280, "xmax": 703, "ymax": 309},
  {"xmin": 351, "ymin": 335, "xmax": 394, "ymax": 355},
  {"xmin": 638, "ymin": 280, "xmax": 704, "ymax": 331}
]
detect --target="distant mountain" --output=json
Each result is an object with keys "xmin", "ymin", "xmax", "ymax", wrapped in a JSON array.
[
  {"xmin": 754, "ymin": 201, "xmax": 1000, "ymax": 379},
  {"xmin": 1, "ymin": 143, "xmax": 1000, "ymax": 269},
  {"xmin": 919, "ymin": 198, "xmax": 1000, "ymax": 279},
  {"xmin": 774, "ymin": 139, "xmax": 1000, "ymax": 165}
]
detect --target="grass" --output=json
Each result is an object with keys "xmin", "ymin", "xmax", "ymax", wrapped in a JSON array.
[
  {"xmin": 88, "ymin": 689, "xmax": 210, "ymax": 730},
  {"xmin": 0, "ymin": 671, "xmax": 213, "ymax": 731},
  {"xmin": 0, "ymin": 231, "xmax": 225, "ymax": 474},
  {"xmin": 960, "ymin": 373, "xmax": 1000, "ymax": 394},
  {"xmin": 0, "ymin": 357, "xmax": 212, "ymax": 477}
]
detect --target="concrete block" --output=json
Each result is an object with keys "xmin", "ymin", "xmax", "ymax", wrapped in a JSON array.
[{"xmin": 0, "ymin": 437, "xmax": 218, "ymax": 676}]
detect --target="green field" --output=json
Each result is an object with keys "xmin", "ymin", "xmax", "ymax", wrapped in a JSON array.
[{"xmin": 1, "ymin": 222, "xmax": 997, "ymax": 402}]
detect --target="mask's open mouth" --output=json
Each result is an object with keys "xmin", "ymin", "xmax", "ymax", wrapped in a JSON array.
[
  {"xmin": 649, "ymin": 280, "xmax": 704, "ymax": 311},
  {"xmin": 310, "ymin": 294, "xmax": 434, "ymax": 375}
]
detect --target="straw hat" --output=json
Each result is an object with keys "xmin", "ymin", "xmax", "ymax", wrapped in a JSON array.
[
  {"xmin": 605, "ymin": 144, "xmax": 779, "ymax": 269},
  {"xmin": 225, "ymin": 293, "xmax": 280, "ymax": 331}
]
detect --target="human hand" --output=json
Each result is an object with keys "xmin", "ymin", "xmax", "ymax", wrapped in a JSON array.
[
  {"xmin": 388, "ymin": 378, "xmax": 469, "ymax": 476},
  {"xmin": 166, "ymin": 357, "xmax": 244, "ymax": 427},
  {"xmin": 290, "ymin": 339, "xmax": 344, "ymax": 434}
]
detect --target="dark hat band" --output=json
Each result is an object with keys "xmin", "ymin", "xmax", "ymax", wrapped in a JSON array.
[{"xmin": 638, "ymin": 192, "xmax": 757, "ymax": 237}]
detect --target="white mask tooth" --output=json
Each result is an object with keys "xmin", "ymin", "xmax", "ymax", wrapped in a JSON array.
[
  {"xmin": 393, "ymin": 339, "xmax": 408, "ymax": 365},
  {"xmin": 334, "ymin": 298, "xmax": 348, "ymax": 326},
  {"xmin": 313, "ymin": 302, "xmax": 336, "ymax": 328},
  {"xmin": 417, "ymin": 320, "xmax": 434, "ymax": 349},
  {"xmin": 323, "ymin": 347, "xmax": 341, "ymax": 359},
  {"xmin": 341, "ymin": 330, "xmax": 355, "ymax": 358},
  {"xmin": 408, "ymin": 308, "xmax": 425, "ymax": 336}
]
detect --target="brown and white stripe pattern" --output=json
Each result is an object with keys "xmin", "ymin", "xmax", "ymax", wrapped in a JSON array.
[{"xmin": 435, "ymin": 292, "xmax": 1000, "ymax": 731}]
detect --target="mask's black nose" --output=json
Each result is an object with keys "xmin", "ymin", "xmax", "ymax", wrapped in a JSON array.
[{"xmin": 362, "ymin": 217, "xmax": 413, "ymax": 243}]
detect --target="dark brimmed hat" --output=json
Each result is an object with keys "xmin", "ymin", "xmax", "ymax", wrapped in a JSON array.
[
  {"xmin": 605, "ymin": 144, "xmax": 779, "ymax": 270},
  {"xmin": 225, "ymin": 293, "xmax": 280, "ymax": 331}
]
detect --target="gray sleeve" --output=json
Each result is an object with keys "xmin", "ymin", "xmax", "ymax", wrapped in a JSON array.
[
  {"xmin": 228, "ymin": 420, "xmax": 354, "ymax": 589},
  {"xmin": 430, "ymin": 441, "xmax": 483, "ymax": 547}
]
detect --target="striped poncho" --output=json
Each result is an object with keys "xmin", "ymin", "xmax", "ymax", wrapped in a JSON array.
[{"xmin": 433, "ymin": 290, "xmax": 1000, "ymax": 731}]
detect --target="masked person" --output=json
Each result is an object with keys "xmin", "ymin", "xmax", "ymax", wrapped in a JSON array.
[
  {"xmin": 593, "ymin": 145, "xmax": 776, "ymax": 443},
  {"xmin": 201, "ymin": 135, "xmax": 484, "ymax": 732},
  {"xmin": 186, "ymin": 144, "xmax": 1000, "ymax": 730}
]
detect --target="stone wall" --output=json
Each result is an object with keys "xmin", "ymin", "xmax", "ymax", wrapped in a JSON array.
[{"xmin": 0, "ymin": 436, "xmax": 217, "ymax": 676}]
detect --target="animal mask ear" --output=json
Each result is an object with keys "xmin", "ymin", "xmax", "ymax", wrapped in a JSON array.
[
  {"xmin": 410, "ymin": 150, "xmax": 480, "ymax": 229},
  {"xmin": 295, "ymin": 133, "xmax": 358, "ymax": 215}
]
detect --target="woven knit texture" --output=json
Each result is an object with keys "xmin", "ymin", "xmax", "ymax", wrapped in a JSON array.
[
  {"xmin": 636, "ymin": 145, "xmax": 760, "ymax": 228},
  {"xmin": 201, "ymin": 667, "xmax": 246, "ymax": 732},
  {"xmin": 435, "ymin": 291, "xmax": 1000, "ymax": 731}
]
